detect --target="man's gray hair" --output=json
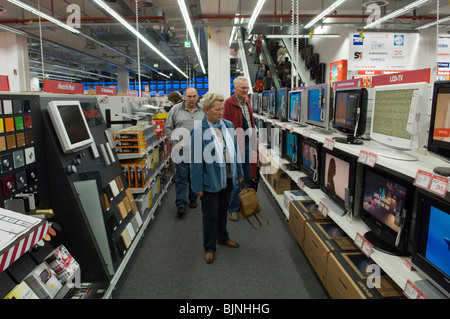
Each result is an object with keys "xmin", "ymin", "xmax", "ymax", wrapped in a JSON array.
[{"xmin": 233, "ymin": 76, "xmax": 249, "ymax": 88}]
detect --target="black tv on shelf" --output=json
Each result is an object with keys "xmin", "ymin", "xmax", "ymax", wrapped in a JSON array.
[
  {"xmin": 354, "ymin": 164, "xmax": 414, "ymax": 256},
  {"xmin": 300, "ymin": 136, "xmax": 321, "ymax": 188},
  {"xmin": 276, "ymin": 87, "xmax": 289, "ymax": 122},
  {"xmin": 332, "ymin": 87, "xmax": 368, "ymax": 145},
  {"xmin": 411, "ymin": 190, "xmax": 450, "ymax": 298},
  {"xmin": 283, "ymin": 131, "xmax": 300, "ymax": 170}
]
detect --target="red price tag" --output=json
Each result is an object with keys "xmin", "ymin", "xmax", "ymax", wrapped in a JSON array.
[
  {"xmin": 290, "ymin": 126, "xmax": 294, "ymax": 133},
  {"xmin": 361, "ymin": 240, "xmax": 373, "ymax": 257},
  {"xmin": 414, "ymin": 169, "xmax": 433, "ymax": 189},
  {"xmin": 428, "ymin": 175, "xmax": 449, "ymax": 197},
  {"xmin": 303, "ymin": 129, "xmax": 310, "ymax": 138},
  {"xmin": 358, "ymin": 150, "xmax": 368, "ymax": 163},
  {"xmin": 324, "ymin": 138, "xmax": 335, "ymax": 150},
  {"xmin": 404, "ymin": 280, "xmax": 420, "ymax": 299},
  {"xmin": 366, "ymin": 152, "xmax": 377, "ymax": 167},
  {"xmin": 297, "ymin": 178, "xmax": 305, "ymax": 190},
  {"xmin": 282, "ymin": 124, "xmax": 286, "ymax": 131},
  {"xmin": 354, "ymin": 233, "xmax": 365, "ymax": 249}
]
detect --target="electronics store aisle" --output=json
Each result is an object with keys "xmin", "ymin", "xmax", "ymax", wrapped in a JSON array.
[{"xmin": 113, "ymin": 181, "xmax": 328, "ymax": 299}]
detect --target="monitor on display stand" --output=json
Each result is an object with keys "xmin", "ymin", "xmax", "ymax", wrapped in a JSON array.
[{"xmin": 305, "ymin": 83, "xmax": 332, "ymax": 133}]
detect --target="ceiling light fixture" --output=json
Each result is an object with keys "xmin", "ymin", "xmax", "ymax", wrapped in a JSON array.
[
  {"xmin": 177, "ymin": 0, "xmax": 206, "ymax": 74},
  {"xmin": 247, "ymin": 0, "xmax": 266, "ymax": 34},
  {"xmin": 364, "ymin": 0, "xmax": 429, "ymax": 29},
  {"xmin": 415, "ymin": 15, "xmax": 450, "ymax": 30},
  {"xmin": 304, "ymin": 0, "xmax": 347, "ymax": 29},
  {"xmin": 7, "ymin": 0, "xmax": 80, "ymax": 34},
  {"xmin": 93, "ymin": 0, "xmax": 187, "ymax": 78}
]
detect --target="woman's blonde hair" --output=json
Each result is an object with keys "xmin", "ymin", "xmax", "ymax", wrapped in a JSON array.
[{"xmin": 200, "ymin": 92, "xmax": 224, "ymax": 111}]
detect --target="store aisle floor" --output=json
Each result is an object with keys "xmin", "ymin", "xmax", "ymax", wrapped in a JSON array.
[{"xmin": 113, "ymin": 180, "xmax": 329, "ymax": 299}]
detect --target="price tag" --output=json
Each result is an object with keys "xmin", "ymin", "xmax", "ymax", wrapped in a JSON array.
[
  {"xmin": 303, "ymin": 129, "xmax": 310, "ymax": 138},
  {"xmin": 354, "ymin": 232, "xmax": 365, "ymax": 249},
  {"xmin": 414, "ymin": 169, "xmax": 433, "ymax": 189},
  {"xmin": 272, "ymin": 119, "xmax": 275, "ymax": 125},
  {"xmin": 318, "ymin": 201, "xmax": 324, "ymax": 214},
  {"xmin": 322, "ymin": 205, "xmax": 329, "ymax": 217},
  {"xmin": 358, "ymin": 150, "xmax": 368, "ymax": 164},
  {"xmin": 324, "ymin": 138, "xmax": 335, "ymax": 150},
  {"xmin": 403, "ymin": 280, "xmax": 420, "ymax": 299},
  {"xmin": 297, "ymin": 178, "xmax": 305, "ymax": 190},
  {"xmin": 281, "ymin": 164, "xmax": 287, "ymax": 172},
  {"xmin": 366, "ymin": 152, "xmax": 377, "ymax": 167},
  {"xmin": 282, "ymin": 123, "xmax": 286, "ymax": 131},
  {"xmin": 361, "ymin": 240, "xmax": 373, "ymax": 257},
  {"xmin": 403, "ymin": 258, "xmax": 414, "ymax": 271},
  {"xmin": 290, "ymin": 126, "xmax": 294, "ymax": 133},
  {"xmin": 428, "ymin": 175, "xmax": 449, "ymax": 197}
]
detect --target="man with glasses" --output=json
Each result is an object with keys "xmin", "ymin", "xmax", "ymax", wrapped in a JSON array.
[
  {"xmin": 166, "ymin": 87, "xmax": 205, "ymax": 216},
  {"xmin": 223, "ymin": 76, "xmax": 258, "ymax": 221}
]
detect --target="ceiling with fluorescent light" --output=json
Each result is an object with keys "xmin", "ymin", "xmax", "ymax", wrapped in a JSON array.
[{"xmin": 0, "ymin": 0, "xmax": 448, "ymax": 84}]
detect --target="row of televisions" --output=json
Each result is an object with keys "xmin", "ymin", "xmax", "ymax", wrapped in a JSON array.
[{"xmin": 255, "ymin": 80, "xmax": 450, "ymax": 298}]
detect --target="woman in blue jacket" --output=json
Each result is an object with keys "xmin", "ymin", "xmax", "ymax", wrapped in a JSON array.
[{"xmin": 190, "ymin": 92, "xmax": 244, "ymax": 264}]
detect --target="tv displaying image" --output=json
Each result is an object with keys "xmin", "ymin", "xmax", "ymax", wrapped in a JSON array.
[
  {"xmin": 362, "ymin": 169, "xmax": 407, "ymax": 233},
  {"xmin": 308, "ymin": 88, "xmax": 323, "ymax": 123},
  {"xmin": 289, "ymin": 90, "xmax": 301, "ymax": 122},
  {"xmin": 426, "ymin": 205, "xmax": 450, "ymax": 277},
  {"xmin": 285, "ymin": 132, "xmax": 299, "ymax": 167},
  {"xmin": 302, "ymin": 141, "xmax": 318, "ymax": 176},
  {"xmin": 324, "ymin": 152, "xmax": 350, "ymax": 202}
]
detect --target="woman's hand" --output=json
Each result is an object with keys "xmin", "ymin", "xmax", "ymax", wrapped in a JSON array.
[
  {"xmin": 237, "ymin": 177, "xmax": 244, "ymax": 183},
  {"xmin": 197, "ymin": 191, "xmax": 204, "ymax": 198}
]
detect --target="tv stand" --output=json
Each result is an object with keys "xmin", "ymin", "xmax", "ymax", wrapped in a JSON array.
[
  {"xmin": 333, "ymin": 136, "xmax": 364, "ymax": 145},
  {"xmin": 364, "ymin": 231, "xmax": 411, "ymax": 257}
]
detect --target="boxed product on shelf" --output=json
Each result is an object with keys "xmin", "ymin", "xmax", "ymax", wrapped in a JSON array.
[
  {"xmin": 134, "ymin": 187, "xmax": 153, "ymax": 216},
  {"xmin": 289, "ymin": 200, "xmax": 329, "ymax": 250},
  {"xmin": 24, "ymin": 262, "xmax": 63, "ymax": 299},
  {"xmin": 45, "ymin": 245, "xmax": 79, "ymax": 285},
  {"xmin": 113, "ymin": 125, "xmax": 154, "ymax": 141},
  {"xmin": 304, "ymin": 220, "xmax": 359, "ymax": 289},
  {"xmin": 121, "ymin": 158, "xmax": 149, "ymax": 189},
  {"xmin": 271, "ymin": 169, "xmax": 299, "ymax": 194},
  {"xmin": 283, "ymin": 190, "xmax": 311, "ymax": 212},
  {"xmin": 4, "ymin": 281, "xmax": 39, "ymax": 299},
  {"xmin": 326, "ymin": 251, "xmax": 404, "ymax": 299}
]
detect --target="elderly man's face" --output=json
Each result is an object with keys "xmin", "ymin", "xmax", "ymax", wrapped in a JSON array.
[
  {"xmin": 185, "ymin": 88, "xmax": 199, "ymax": 108},
  {"xmin": 235, "ymin": 80, "xmax": 249, "ymax": 100}
]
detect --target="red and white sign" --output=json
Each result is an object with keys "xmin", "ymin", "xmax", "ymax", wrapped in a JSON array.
[
  {"xmin": 0, "ymin": 75, "xmax": 10, "ymax": 92},
  {"xmin": 43, "ymin": 79, "xmax": 84, "ymax": 94},
  {"xmin": 333, "ymin": 78, "xmax": 361, "ymax": 90},
  {"xmin": 126, "ymin": 89, "xmax": 139, "ymax": 97},
  {"xmin": 372, "ymin": 68, "xmax": 431, "ymax": 87},
  {"xmin": 96, "ymin": 86, "xmax": 117, "ymax": 96}
]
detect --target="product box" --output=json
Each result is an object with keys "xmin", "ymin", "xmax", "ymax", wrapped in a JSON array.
[
  {"xmin": 283, "ymin": 190, "xmax": 311, "ymax": 212},
  {"xmin": 326, "ymin": 251, "xmax": 404, "ymax": 299},
  {"xmin": 271, "ymin": 170, "xmax": 298, "ymax": 194},
  {"xmin": 113, "ymin": 125, "xmax": 154, "ymax": 140},
  {"xmin": 121, "ymin": 158, "xmax": 149, "ymax": 189},
  {"xmin": 4, "ymin": 281, "xmax": 39, "ymax": 299},
  {"xmin": 289, "ymin": 200, "xmax": 329, "ymax": 250},
  {"xmin": 45, "ymin": 245, "xmax": 79, "ymax": 285},
  {"xmin": 115, "ymin": 144, "xmax": 146, "ymax": 154},
  {"xmin": 304, "ymin": 220, "xmax": 359, "ymax": 288},
  {"xmin": 24, "ymin": 262, "xmax": 63, "ymax": 299}
]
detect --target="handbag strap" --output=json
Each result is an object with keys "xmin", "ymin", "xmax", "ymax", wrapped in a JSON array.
[{"xmin": 246, "ymin": 212, "xmax": 269, "ymax": 230}]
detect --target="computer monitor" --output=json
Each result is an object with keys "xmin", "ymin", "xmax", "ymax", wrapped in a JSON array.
[
  {"xmin": 305, "ymin": 83, "xmax": 331, "ymax": 131},
  {"xmin": 250, "ymin": 93, "xmax": 259, "ymax": 114},
  {"xmin": 261, "ymin": 90, "xmax": 270, "ymax": 114},
  {"xmin": 356, "ymin": 165, "xmax": 414, "ymax": 256},
  {"xmin": 320, "ymin": 147, "xmax": 357, "ymax": 211},
  {"xmin": 276, "ymin": 87, "xmax": 289, "ymax": 122},
  {"xmin": 427, "ymin": 81, "xmax": 450, "ymax": 176},
  {"xmin": 370, "ymin": 82, "xmax": 430, "ymax": 161},
  {"xmin": 257, "ymin": 118, "xmax": 267, "ymax": 146},
  {"xmin": 268, "ymin": 90, "xmax": 276, "ymax": 118},
  {"xmin": 332, "ymin": 87, "xmax": 368, "ymax": 145},
  {"xmin": 47, "ymin": 100, "xmax": 95, "ymax": 154},
  {"xmin": 300, "ymin": 137, "xmax": 321, "ymax": 188},
  {"xmin": 288, "ymin": 88, "xmax": 306, "ymax": 125},
  {"xmin": 411, "ymin": 190, "xmax": 450, "ymax": 298}
]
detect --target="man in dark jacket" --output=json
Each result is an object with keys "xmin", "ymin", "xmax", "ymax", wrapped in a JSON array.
[{"xmin": 223, "ymin": 76, "xmax": 258, "ymax": 221}]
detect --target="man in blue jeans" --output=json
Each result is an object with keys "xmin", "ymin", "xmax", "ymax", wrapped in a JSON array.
[{"xmin": 165, "ymin": 87, "xmax": 205, "ymax": 216}]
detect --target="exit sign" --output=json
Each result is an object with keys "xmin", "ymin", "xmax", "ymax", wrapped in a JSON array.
[{"xmin": 184, "ymin": 40, "xmax": 191, "ymax": 48}]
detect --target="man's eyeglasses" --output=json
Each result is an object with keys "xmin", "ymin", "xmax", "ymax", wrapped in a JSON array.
[{"xmin": 238, "ymin": 87, "xmax": 249, "ymax": 90}]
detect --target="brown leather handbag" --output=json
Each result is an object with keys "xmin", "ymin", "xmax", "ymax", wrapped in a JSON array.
[{"xmin": 238, "ymin": 183, "xmax": 268, "ymax": 229}]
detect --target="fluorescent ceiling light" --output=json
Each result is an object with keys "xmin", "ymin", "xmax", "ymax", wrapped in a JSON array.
[
  {"xmin": 7, "ymin": 0, "xmax": 80, "ymax": 34},
  {"xmin": 364, "ymin": 0, "xmax": 429, "ymax": 29},
  {"xmin": 415, "ymin": 15, "xmax": 450, "ymax": 30},
  {"xmin": 177, "ymin": 0, "xmax": 206, "ymax": 74},
  {"xmin": 304, "ymin": 0, "xmax": 347, "ymax": 29},
  {"xmin": 247, "ymin": 0, "xmax": 266, "ymax": 34},
  {"xmin": 266, "ymin": 34, "xmax": 340, "ymax": 39},
  {"xmin": 93, "ymin": 0, "xmax": 187, "ymax": 78}
]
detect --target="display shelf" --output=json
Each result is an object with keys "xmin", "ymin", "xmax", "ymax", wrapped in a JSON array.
[{"xmin": 256, "ymin": 120, "xmax": 428, "ymax": 295}]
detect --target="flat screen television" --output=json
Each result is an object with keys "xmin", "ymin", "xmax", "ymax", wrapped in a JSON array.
[
  {"xmin": 320, "ymin": 147, "xmax": 357, "ymax": 212},
  {"xmin": 370, "ymin": 82, "xmax": 430, "ymax": 161},
  {"xmin": 283, "ymin": 131, "xmax": 300, "ymax": 170},
  {"xmin": 411, "ymin": 190, "xmax": 450, "ymax": 298},
  {"xmin": 427, "ymin": 81, "xmax": 450, "ymax": 177},
  {"xmin": 276, "ymin": 87, "xmax": 289, "ymax": 122},
  {"xmin": 250, "ymin": 93, "xmax": 259, "ymax": 114},
  {"xmin": 288, "ymin": 88, "xmax": 305, "ymax": 125},
  {"xmin": 300, "ymin": 137, "xmax": 321, "ymax": 188},
  {"xmin": 47, "ymin": 100, "xmax": 95, "ymax": 154},
  {"xmin": 268, "ymin": 90, "xmax": 276, "ymax": 118},
  {"xmin": 355, "ymin": 164, "xmax": 414, "ymax": 256},
  {"xmin": 261, "ymin": 90, "xmax": 270, "ymax": 114},
  {"xmin": 257, "ymin": 118, "xmax": 267, "ymax": 146},
  {"xmin": 332, "ymin": 87, "xmax": 368, "ymax": 145},
  {"xmin": 306, "ymin": 83, "xmax": 331, "ymax": 132}
]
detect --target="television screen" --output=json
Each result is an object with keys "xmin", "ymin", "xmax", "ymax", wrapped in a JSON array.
[
  {"xmin": 370, "ymin": 82, "xmax": 430, "ymax": 161},
  {"xmin": 276, "ymin": 88, "xmax": 288, "ymax": 121},
  {"xmin": 412, "ymin": 190, "xmax": 450, "ymax": 297},
  {"xmin": 301, "ymin": 138, "xmax": 320, "ymax": 185},
  {"xmin": 261, "ymin": 91, "xmax": 270, "ymax": 114},
  {"xmin": 268, "ymin": 90, "xmax": 276, "ymax": 117},
  {"xmin": 289, "ymin": 90, "xmax": 301, "ymax": 123},
  {"xmin": 285, "ymin": 131, "xmax": 299, "ymax": 169},
  {"xmin": 308, "ymin": 88, "xmax": 323, "ymax": 123},
  {"xmin": 306, "ymin": 83, "xmax": 330, "ymax": 130},
  {"xmin": 333, "ymin": 88, "xmax": 368, "ymax": 144},
  {"xmin": 323, "ymin": 152, "xmax": 350, "ymax": 202},
  {"xmin": 427, "ymin": 81, "xmax": 450, "ymax": 176}
]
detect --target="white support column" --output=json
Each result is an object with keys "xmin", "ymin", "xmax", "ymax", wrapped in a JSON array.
[
  {"xmin": 207, "ymin": 26, "xmax": 231, "ymax": 98},
  {"xmin": 117, "ymin": 68, "xmax": 130, "ymax": 94},
  {"xmin": 0, "ymin": 31, "xmax": 31, "ymax": 92}
]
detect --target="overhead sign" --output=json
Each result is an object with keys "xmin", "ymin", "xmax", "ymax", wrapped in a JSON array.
[
  {"xmin": 43, "ymin": 79, "xmax": 84, "ymax": 94},
  {"xmin": 96, "ymin": 86, "xmax": 117, "ymax": 96},
  {"xmin": 184, "ymin": 40, "xmax": 191, "ymax": 48},
  {"xmin": 348, "ymin": 32, "xmax": 419, "ymax": 71}
]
